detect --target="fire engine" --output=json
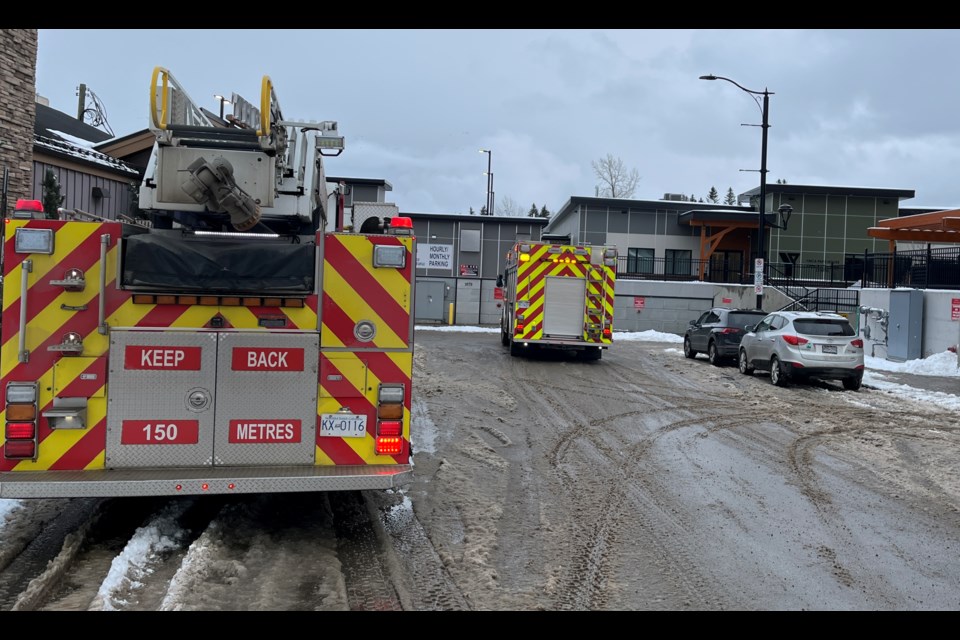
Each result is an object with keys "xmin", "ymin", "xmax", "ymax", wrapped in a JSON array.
[
  {"xmin": 499, "ymin": 235, "xmax": 617, "ymax": 360},
  {"xmin": 0, "ymin": 68, "xmax": 415, "ymax": 498}
]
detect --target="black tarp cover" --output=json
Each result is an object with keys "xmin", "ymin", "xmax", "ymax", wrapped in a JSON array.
[{"xmin": 122, "ymin": 231, "xmax": 315, "ymax": 294}]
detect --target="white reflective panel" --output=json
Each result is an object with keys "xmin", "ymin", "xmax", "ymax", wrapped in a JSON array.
[
  {"xmin": 15, "ymin": 228, "xmax": 54, "ymax": 254},
  {"xmin": 378, "ymin": 384, "xmax": 405, "ymax": 403},
  {"xmin": 6, "ymin": 382, "xmax": 38, "ymax": 403},
  {"xmin": 373, "ymin": 245, "xmax": 406, "ymax": 268}
]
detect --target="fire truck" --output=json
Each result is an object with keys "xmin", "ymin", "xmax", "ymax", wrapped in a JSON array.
[
  {"xmin": 0, "ymin": 68, "xmax": 415, "ymax": 498},
  {"xmin": 499, "ymin": 235, "xmax": 617, "ymax": 360}
]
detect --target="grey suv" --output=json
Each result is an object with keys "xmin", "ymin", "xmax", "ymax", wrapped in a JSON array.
[
  {"xmin": 684, "ymin": 308, "xmax": 768, "ymax": 366},
  {"xmin": 738, "ymin": 311, "xmax": 864, "ymax": 390}
]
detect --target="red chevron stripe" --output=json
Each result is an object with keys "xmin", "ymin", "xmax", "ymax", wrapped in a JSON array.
[
  {"xmin": 320, "ymin": 292, "xmax": 361, "ymax": 346},
  {"xmin": 48, "ymin": 419, "xmax": 106, "ymax": 471},
  {"xmin": 324, "ymin": 237, "xmax": 409, "ymax": 341},
  {"xmin": 316, "ymin": 433, "xmax": 367, "ymax": 465},
  {"xmin": 2, "ymin": 287, "xmax": 130, "ymax": 383},
  {"xmin": 7, "ymin": 231, "xmax": 106, "ymax": 331},
  {"xmin": 362, "ymin": 352, "xmax": 411, "ymax": 392}
]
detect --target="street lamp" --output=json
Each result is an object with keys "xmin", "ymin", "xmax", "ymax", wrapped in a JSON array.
[
  {"xmin": 700, "ymin": 74, "xmax": 773, "ymax": 311},
  {"xmin": 479, "ymin": 149, "xmax": 493, "ymax": 215}
]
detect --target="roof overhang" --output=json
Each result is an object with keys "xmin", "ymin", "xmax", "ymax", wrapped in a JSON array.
[{"xmin": 868, "ymin": 209, "xmax": 960, "ymax": 243}]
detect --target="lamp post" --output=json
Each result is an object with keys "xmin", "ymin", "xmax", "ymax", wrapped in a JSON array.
[
  {"xmin": 700, "ymin": 74, "xmax": 773, "ymax": 311},
  {"xmin": 479, "ymin": 148, "xmax": 492, "ymax": 215}
]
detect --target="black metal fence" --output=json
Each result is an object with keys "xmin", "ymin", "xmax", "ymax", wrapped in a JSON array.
[{"xmin": 616, "ymin": 247, "xmax": 960, "ymax": 291}]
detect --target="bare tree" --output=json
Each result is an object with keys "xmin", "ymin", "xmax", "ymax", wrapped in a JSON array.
[
  {"xmin": 591, "ymin": 154, "xmax": 641, "ymax": 198},
  {"xmin": 496, "ymin": 196, "xmax": 523, "ymax": 217}
]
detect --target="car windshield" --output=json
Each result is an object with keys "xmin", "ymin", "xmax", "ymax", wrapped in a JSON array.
[
  {"xmin": 729, "ymin": 312, "xmax": 766, "ymax": 327},
  {"xmin": 793, "ymin": 319, "xmax": 855, "ymax": 337}
]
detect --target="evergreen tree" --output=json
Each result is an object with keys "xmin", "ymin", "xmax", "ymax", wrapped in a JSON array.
[
  {"xmin": 480, "ymin": 206, "xmax": 487, "ymax": 216},
  {"xmin": 469, "ymin": 206, "xmax": 475, "ymax": 215},
  {"xmin": 528, "ymin": 203, "xmax": 539, "ymax": 217},
  {"xmin": 724, "ymin": 187, "xmax": 737, "ymax": 206},
  {"xmin": 689, "ymin": 193, "xmax": 697, "ymax": 202},
  {"xmin": 539, "ymin": 205, "xmax": 550, "ymax": 218},
  {"xmin": 707, "ymin": 186, "xmax": 719, "ymax": 204},
  {"xmin": 698, "ymin": 198, "xmax": 704, "ymax": 203},
  {"xmin": 42, "ymin": 169, "xmax": 64, "ymax": 219}
]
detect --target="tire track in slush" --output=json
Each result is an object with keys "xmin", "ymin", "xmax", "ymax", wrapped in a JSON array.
[{"xmin": 513, "ymin": 371, "xmax": 746, "ymax": 610}]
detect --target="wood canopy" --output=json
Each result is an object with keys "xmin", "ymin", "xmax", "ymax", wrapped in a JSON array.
[{"xmin": 868, "ymin": 209, "xmax": 960, "ymax": 249}]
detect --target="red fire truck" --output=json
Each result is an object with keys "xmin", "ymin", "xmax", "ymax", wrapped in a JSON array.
[{"xmin": 0, "ymin": 68, "xmax": 415, "ymax": 498}]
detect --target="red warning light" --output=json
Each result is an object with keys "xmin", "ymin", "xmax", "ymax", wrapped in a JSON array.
[
  {"xmin": 201, "ymin": 483, "xmax": 209, "ymax": 491},
  {"xmin": 228, "ymin": 483, "xmax": 236, "ymax": 490},
  {"xmin": 175, "ymin": 484, "xmax": 182, "ymax": 491}
]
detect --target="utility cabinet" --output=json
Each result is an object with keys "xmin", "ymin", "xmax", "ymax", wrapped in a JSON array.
[{"xmin": 888, "ymin": 289, "xmax": 923, "ymax": 362}]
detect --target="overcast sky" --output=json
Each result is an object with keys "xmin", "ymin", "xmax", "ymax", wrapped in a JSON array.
[{"xmin": 34, "ymin": 29, "xmax": 960, "ymax": 215}]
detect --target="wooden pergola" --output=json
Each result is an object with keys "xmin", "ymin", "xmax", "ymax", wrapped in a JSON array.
[
  {"xmin": 688, "ymin": 219, "xmax": 759, "ymax": 280},
  {"xmin": 868, "ymin": 209, "xmax": 960, "ymax": 249}
]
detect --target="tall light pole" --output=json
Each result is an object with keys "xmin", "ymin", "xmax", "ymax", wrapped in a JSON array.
[
  {"xmin": 700, "ymin": 74, "xmax": 773, "ymax": 311},
  {"xmin": 479, "ymin": 148, "xmax": 492, "ymax": 215}
]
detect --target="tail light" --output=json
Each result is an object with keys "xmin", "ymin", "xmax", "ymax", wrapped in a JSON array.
[
  {"xmin": 781, "ymin": 335, "xmax": 809, "ymax": 346},
  {"xmin": 719, "ymin": 328, "xmax": 740, "ymax": 334},
  {"xmin": 375, "ymin": 384, "xmax": 406, "ymax": 456},
  {"xmin": 850, "ymin": 339, "xmax": 864, "ymax": 348},
  {"xmin": 4, "ymin": 382, "xmax": 39, "ymax": 460},
  {"xmin": 515, "ymin": 323, "xmax": 525, "ymax": 334},
  {"xmin": 602, "ymin": 328, "xmax": 612, "ymax": 338}
]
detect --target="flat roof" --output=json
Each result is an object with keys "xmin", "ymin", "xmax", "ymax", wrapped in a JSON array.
[
  {"xmin": 547, "ymin": 195, "xmax": 751, "ymax": 232},
  {"xmin": 327, "ymin": 176, "xmax": 393, "ymax": 191},
  {"xmin": 739, "ymin": 183, "xmax": 915, "ymax": 200},
  {"xmin": 403, "ymin": 211, "xmax": 549, "ymax": 224}
]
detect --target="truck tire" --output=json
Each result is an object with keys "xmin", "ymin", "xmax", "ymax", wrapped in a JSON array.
[
  {"xmin": 580, "ymin": 348, "xmax": 602, "ymax": 361},
  {"xmin": 501, "ymin": 324, "xmax": 509, "ymax": 347}
]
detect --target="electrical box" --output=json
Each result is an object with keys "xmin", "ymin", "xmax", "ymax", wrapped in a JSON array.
[{"xmin": 888, "ymin": 289, "xmax": 923, "ymax": 362}]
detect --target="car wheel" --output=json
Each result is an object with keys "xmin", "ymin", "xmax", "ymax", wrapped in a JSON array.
[
  {"xmin": 683, "ymin": 337, "xmax": 697, "ymax": 359},
  {"xmin": 708, "ymin": 342, "xmax": 722, "ymax": 366},
  {"xmin": 770, "ymin": 356, "xmax": 789, "ymax": 387},
  {"xmin": 738, "ymin": 349, "xmax": 754, "ymax": 376},
  {"xmin": 843, "ymin": 373, "xmax": 863, "ymax": 391}
]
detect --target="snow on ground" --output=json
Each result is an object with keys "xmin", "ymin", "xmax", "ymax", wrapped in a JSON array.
[
  {"xmin": 415, "ymin": 325, "xmax": 958, "ymax": 410},
  {"xmin": 90, "ymin": 500, "xmax": 192, "ymax": 611},
  {"xmin": 0, "ymin": 499, "xmax": 23, "ymax": 531},
  {"xmin": 411, "ymin": 397, "xmax": 438, "ymax": 455}
]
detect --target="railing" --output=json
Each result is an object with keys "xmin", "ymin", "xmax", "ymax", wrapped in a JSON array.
[
  {"xmin": 616, "ymin": 249, "xmax": 960, "ymax": 291},
  {"xmin": 616, "ymin": 257, "xmax": 744, "ymax": 283},
  {"xmin": 777, "ymin": 288, "xmax": 861, "ymax": 315}
]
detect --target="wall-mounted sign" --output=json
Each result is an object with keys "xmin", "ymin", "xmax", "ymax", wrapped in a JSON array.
[
  {"xmin": 634, "ymin": 296, "xmax": 645, "ymax": 310},
  {"xmin": 459, "ymin": 264, "xmax": 478, "ymax": 277},
  {"xmin": 952, "ymin": 297, "xmax": 960, "ymax": 321},
  {"xmin": 417, "ymin": 243, "xmax": 453, "ymax": 271},
  {"xmin": 722, "ymin": 297, "xmax": 732, "ymax": 304}
]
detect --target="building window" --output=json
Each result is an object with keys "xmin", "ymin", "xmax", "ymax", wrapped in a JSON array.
[
  {"xmin": 665, "ymin": 249, "xmax": 692, "ymax": 276},
  {"xmin": 627, "ymin": 248, "xmax": 654, "ymax": 274}
]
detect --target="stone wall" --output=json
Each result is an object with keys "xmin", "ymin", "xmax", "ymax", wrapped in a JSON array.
[{"xmin": 0, "ymin": 29, "xmax": 39, "ymax": 212}]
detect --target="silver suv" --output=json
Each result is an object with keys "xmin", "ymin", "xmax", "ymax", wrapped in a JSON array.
[{"xmin": 738, "ymin": 311, "xmax": 864, "ymax": 390}]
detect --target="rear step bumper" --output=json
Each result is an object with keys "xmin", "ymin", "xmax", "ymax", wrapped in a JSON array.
[{"xmin": 0, "ymin": 464, "xmax": 412, "ymax": 498}]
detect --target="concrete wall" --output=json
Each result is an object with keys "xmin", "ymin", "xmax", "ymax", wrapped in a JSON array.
[
  {"xmin": 0, "ymin": 29, "xmax": 38, "ymax": 211},
  {"xmin": 859, "ymin": 288, "xmax": 960, "ymax": 360}
]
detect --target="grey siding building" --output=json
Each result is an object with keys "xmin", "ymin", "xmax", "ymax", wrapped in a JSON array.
[{"xmin": 405, "ymin": 213, "xmax": 548, "ymax": 325}]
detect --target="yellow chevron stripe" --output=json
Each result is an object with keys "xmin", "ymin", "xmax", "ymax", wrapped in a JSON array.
[
  {"xmin": 319, "ymin": 325, "xmax": 346, "ymax": 348},
  {"xmin": 2, "ymin": 222, "xmax": 100, "ymax": 315},
  {"xmin": 324, "ymin": 266, "xmax": 405, "ymax": 348},
  {"xmin": 332, "ymin": 236, "xmax": 411, "ymax": 312}
]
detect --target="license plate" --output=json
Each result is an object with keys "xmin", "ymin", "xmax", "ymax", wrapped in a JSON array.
[
  {"xmin": 320, "ymin": 413, "xmax": 367, "ymax": 438},
  {"xmin": 821, "ymin": 345, "xmax": 838, "ymax": 354}
]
